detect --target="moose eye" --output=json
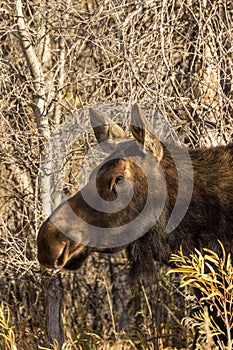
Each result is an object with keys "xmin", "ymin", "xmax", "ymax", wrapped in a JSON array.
[
  {"xmin": 110, "ymin": 176, "xmax": 125, "ymax": 194},
  {"xmin": 115, "ymin": 176, "xmax": 124, "ymax": 185}
]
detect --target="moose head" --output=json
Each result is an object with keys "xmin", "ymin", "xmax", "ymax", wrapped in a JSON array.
[{"xmin": 37, "ymin": 104, "xmax": 178, "ymax": 274}]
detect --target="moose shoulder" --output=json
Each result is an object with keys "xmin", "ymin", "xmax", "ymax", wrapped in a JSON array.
[{"xmin": 37, "ymin": 104, "xmax": 233, "ymax": 283}]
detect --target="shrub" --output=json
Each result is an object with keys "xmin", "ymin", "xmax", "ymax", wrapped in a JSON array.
[{"xmin": 169, "ymin": 241, "xmax": 233, "ymax": 349}]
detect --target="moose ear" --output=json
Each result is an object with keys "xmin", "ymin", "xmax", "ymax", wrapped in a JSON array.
[
  {"xmin": 89, "ymin": 108, "xmax": 126, "ymax": 145},
  {"xmin": 130, "ymin": 103, "xmax": 163, "ymax": 162}
]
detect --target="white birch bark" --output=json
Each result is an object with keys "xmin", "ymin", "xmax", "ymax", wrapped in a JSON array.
[{"xmin": 15, "ymin": 1, "xmax": 64, "ymax": 348}]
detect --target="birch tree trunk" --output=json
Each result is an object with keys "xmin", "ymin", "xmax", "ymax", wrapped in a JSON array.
[
  {"xmin": 15, "ymin": 1, "xmax": 64, "ymax": 348},
  {"xmin": 15, "ymin": 0, "xmax": 49, "ymax": 138},
  {"xmin": 42, "ymin": 271, "xmax": 64, "ymax": 349}
]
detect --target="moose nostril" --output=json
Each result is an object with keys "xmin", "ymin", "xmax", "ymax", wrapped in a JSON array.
[{"xmin": 57, "ymin": 243, "xmax": 68, "ymax": 267}]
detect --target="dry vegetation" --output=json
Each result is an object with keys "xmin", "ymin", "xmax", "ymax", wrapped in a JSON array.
[{"xmin": 1, "ymin": 0, "xmax": 233, "ymax": 349}]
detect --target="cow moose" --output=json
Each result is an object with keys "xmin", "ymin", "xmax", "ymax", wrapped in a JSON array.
[{"xmin": 37, "ymin": 104, "xmax": 233, "ymax": 344}]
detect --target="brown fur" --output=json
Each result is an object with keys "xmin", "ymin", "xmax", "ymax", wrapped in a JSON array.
[{"xmin": 37, "ymin": 105, "xmax": 233, "ymax": 278}]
